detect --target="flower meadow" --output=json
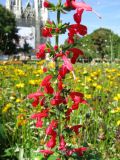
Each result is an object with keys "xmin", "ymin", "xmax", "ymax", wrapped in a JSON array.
[
  {"xmin": 0, "ymin": 0, "xmax": 120, "ymax": 160},
  {"xmin": 0, "ymin": 63, "xmax": 120, "ymax": 159}
]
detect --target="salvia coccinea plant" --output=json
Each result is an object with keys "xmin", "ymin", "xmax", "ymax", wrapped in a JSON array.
[{"xmin": 28, "ymin": 0, "xmax": 100, "ymax": 159}]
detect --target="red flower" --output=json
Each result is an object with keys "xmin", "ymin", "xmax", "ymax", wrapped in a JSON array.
[
  {"xmin": 36, "ymin": 44, "xmax": 46, "ymax": 59},
  {"xmin": 58, "ymin": 79, "xmax": 63, "ymax": 91},
  {"xmin": 68, "ymin": 48, "xmax": 84, "ymax": 64},
  {"xmin": 44, "ymin": 1, "xmax": 51, "ymax": 8},
  {"xmin": 70, "ymin": 125, "xmax": 82, "ymax": 135},
  {"xmin": 69, "ymin": 92, "xmax": 87, "ymax": 110},
  {"xmin": 41, "ymin": 75, "xmax": 54, "ymax": 94},
  {"xmin": 65, "ymin": 108, "xmax": 72, "ymax": 121},
  {"xmin": 43, "ymin": 67, "xmax": 47, "ymax": 73},
  {"xmin": 39, "ymin": 149, "xmax": 54, "ymax": 156},
  {"xmin": 54, "ymin": 45, "xmax": 58, "ymax": 51},
  {"xmin": 59, "ymin": 135, "xmax": 66, "ymax": 151},
  {"xmin": 73, "ymin": 10, "xmax": 83, "ymax": 24},
  {"xmin": 73, "ymin": 147, "xmax": 87, "ymax": 156},
  {"xmin": 71, "ymin": 1, "xmax": 92, "ymax": 11},
  {"xmin": 46, "ymin": 136, "xmax": 56, "ymax": 148},
  {"xmin": 46, "ymin": 120, "xmax": 58, "ymax": 135},
  {"xmin": 50, "ymin": 92, "xmax": 67, "ymax": 106},
  {"xmin": 58, "ymin": 65, "xmax": 69, "ymax": 78},
  {"xmin": 62, "ymin": 55, "xmax": 73, "ymax": 71},
  {"xmin": 28, "ymin": 92, "xmax": 44, "ymax": 107},
  {"xmin": 31, "ymin": 109, "xmax": 49, "ymax": 128},
  {"xmin": 42, "ymin": 27, "xmax": 52, "ymax": 37},
  {"xmin": 41, "ymin": 75, "xmax": 52, "ymax": 86}
]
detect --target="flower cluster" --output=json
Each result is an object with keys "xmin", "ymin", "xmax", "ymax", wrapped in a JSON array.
[{"xmin": 28, "ymin": 0, "xmax": 97, "ymax": 159}]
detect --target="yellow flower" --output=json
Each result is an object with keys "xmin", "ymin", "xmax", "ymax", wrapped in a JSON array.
[
  {"xmin": 111, "ymin": 107, "xmax": 120, "ymax": 113},
  {"xmin": 117, "ymin": 120, "xmax": 120, "ymax": 126},
  {"xmin": 96, "ymin": 85, "xmax": 102, "ymax": 90},
  {"xmin": 113, "ymin": 94, "xmax": 120, "ymax": 101},
  {"xmin": 14, "ymin": 69, "xmax": 25, "ymax": 76},
  {"xmin": 2, "ymin": 103, "xmax": 12, "ymax": 113},
  {"xmin": 36, "ymin": 60, "xmax": 45, "ymax": 65},
  {"xmin": 85, "ymin": 94, "xmax": 92, "ymax": 99},
  {"xmin": 16, "ymin": 83, "xmax": 25, "ymax": 88},
  {"xmin": 48, "ymin": 62, "xmax": 55, "ymax": 69},
  {"xmin": 92, "ymin": 83, "xmax": 97, "ymax": 87},
  {"xmin": 16, "ymin": 98, "xmax": 23, "ymax": 103},
  {"xmin": 29, "ymin": 79, "xmax": 41, "ymax": 85}
]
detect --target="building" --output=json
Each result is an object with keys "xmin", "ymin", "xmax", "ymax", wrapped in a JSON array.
[{"xmin": 5, "ymin": 0, "xmax": 48, "ymax": 49}]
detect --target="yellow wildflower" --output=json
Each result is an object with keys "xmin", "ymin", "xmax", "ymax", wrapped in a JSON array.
[
  {"xmin": 2, "ymin": 103, "xmax": 12, "ymax": 113},
  {"xmin": 111, "ymin": 107, "xmax": 120, "ymax": 113},
  {"xmin": 117, "ymin": 120, "xmax": 120, "ymax": 126},
  {"xmin": 96, "ymin": 85, "xmax": 102, "ymax": 90},
  {"xmin": 16, "ymin": 98, "xmax": 23, "ymax": 103},
  {"xmin": 16, "ymin": 83, "xmax": 25, "ymax": 88},
  {"xmin": 85, "ymin": 94, "xmax": 92, "ymax": 99},
  {"xmin": 113, "ymin": 94, "xmax": 120, "ymax": 101}
]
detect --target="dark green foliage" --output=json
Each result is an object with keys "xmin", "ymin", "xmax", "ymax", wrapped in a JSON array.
[{"xmin": 0, "ymin": 4, "xmax": 19, "ymax": 55}]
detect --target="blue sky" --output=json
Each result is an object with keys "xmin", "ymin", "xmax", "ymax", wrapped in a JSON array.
[{"xmin": 0, "ymin": 0, "xmax": 120, "ymax": 44}]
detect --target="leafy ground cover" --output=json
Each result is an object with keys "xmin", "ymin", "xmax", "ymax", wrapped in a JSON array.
[{"xmin": 0, "ymin": 62, "xmax": 120, "ymax": 159}]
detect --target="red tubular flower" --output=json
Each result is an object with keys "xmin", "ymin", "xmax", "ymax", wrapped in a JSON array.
[
  {"xmin": 71, "ymin": 1, "xmax": 92, "ymax": 11},
  {"xmin": 50, "ymin": 92, "xmax": 67, "ymax": 106},
  {"xmin": 73, "ymin": 147, "xmax": 87, "ymax": 156},
  {"xmin": 41, "ymin": 75, "xmax": 52, "ymax": 86},
  {"xmin": 44, "ymin": 1, "xmax": 51, "ymax": 8},
  {"xmin": 41, "ymin": 75, "xmax": 54, "ymax": 94},
  {"xmin": 28, "ymin": 92, "xmax": 44, "ymax": 107},
  {"xmin": 77, "ymin": 24, "xmax": 87, "ymax": 36},
  {"xmin": 73, "ymin": 9, "xmax": 83, "ymax": 24},
  {"xmin": 70, "ymin": 125, "xmax": 82, "ymax": 135},
  {"xmin": 68, "ymin": 48, "xmax": 84, "ymax": 64},
  {"xmin": 62, "ymin": 55, "xmax": 73, "ymax": 71},
  {"xmin": 42, "ymin": 27, "xmax": 52, "ymax": 37},
  {"xmin": 59, "ymin": 135, "xmax": 66, "ymax": 151},
  {"xmin": 69, "ymin": 92, "xmax": 87, "ymax": 111},
  {"xmin": 46, "ymin": 120, "xmax": 58, "ymax": 135},
  {"xmin": 36, "ymin": 44, "xmax": 46, "ymax": 59},
  {"xmin": 31, "ymin": 109, "xmax": 49, "ymax": 128},
  {"xmin": 46, "ymin": 136, "xmax": 56, "ymax": 148},
  {"xmin": 65, "ymin": 108, "xmax": 72, "ymax": 121},
  {"xmin": 39, "ymin": 149, "xmax": 54, "ymax": 156},
  {"xmin": 58, "ymin": 65, "xmax": 69, "ymax": 78}
]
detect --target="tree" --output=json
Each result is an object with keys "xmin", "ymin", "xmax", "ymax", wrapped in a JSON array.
[
  {"xmin": 91, "ymin": 28, "xmax": 120, "ymax": 59},
  {"xmin": 64, "ymin": 28, "xmax": 120, "ymax": 60},
  {"xmin": 0, "ymin": 4, "xmax": 19, "ymax": 55}
]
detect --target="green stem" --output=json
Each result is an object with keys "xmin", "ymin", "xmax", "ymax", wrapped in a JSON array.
[{"xmin": 55, "ymin": 0, "xmax": 61, "ymax": 46}]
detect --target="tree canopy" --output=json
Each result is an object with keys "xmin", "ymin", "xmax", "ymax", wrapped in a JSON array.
[
  {"xmin": 0, "ymin": 4, "xmax": 19, "ymax": 55},
  {"xmin": 64, "ymin": 28, "xmax": 120, "ymax": 60}
]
